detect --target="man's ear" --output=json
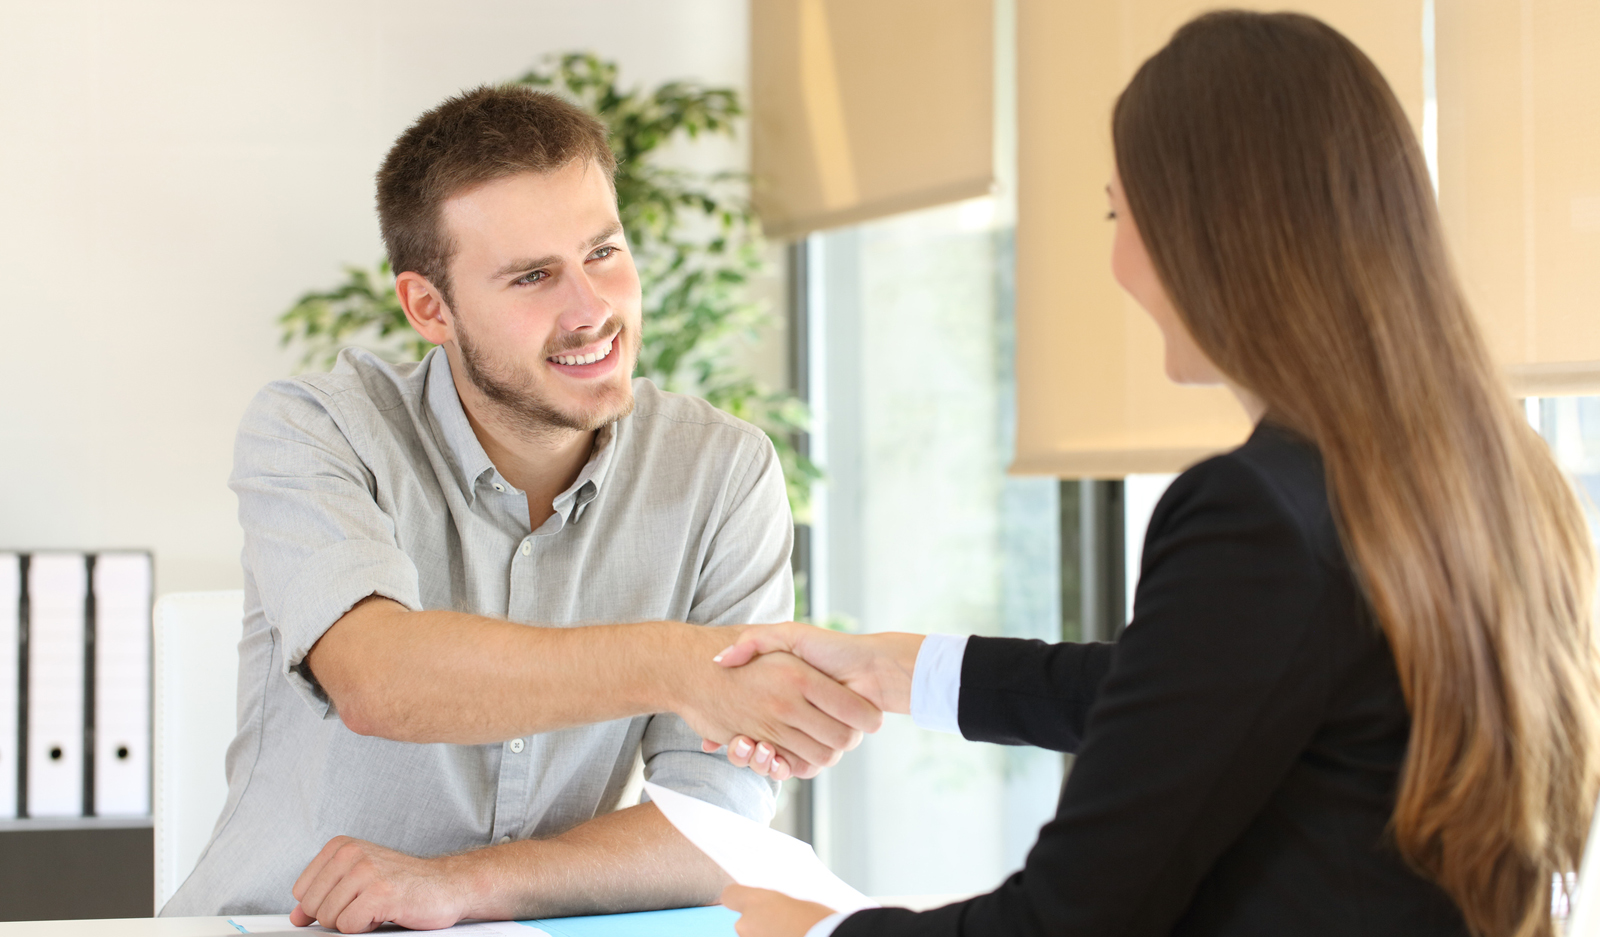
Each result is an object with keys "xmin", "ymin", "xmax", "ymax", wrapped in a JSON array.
[{"xmin": 396, "ymin": 271, "xmax": 453, "ymax": 345}]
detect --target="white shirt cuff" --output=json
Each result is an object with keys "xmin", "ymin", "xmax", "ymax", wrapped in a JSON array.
[
  {"xmin": 805, "ymin": 911, "xmax": 849, "ymax": 937},
  {"xmin": 910, "ymin": 633, "xmax": 969, "ymax": 735}
]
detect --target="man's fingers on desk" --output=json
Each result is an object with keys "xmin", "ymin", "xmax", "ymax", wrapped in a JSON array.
[
  {"xmin": 292, "ymin": 836, "xmax": 465, "ymax": 933},
  {"xmin": 314, "ymin": 870, "xmax": 382, "ymax": 934},
  {"xmin": 292, "ymin": 835, "xmax": 351, "ymax": 905},
  {"xmin": 294, "ymin": 838, "xmax": 370, "ymax": 931}
]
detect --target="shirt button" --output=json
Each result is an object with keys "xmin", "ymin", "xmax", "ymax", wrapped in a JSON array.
[
  {"xmin": 509, "ymin": 738, "xmax": 525, "ymax": 754},
  {"xmin": 498, "ymin": 835, "xmax": 512, "ymax": 845},
  {"xmin": 493, "ymin": 483, "xmax": 505, "ymax": 492},
  {"xmin": 520, "ymin": 541, "xmax": 531, "ymax": 556}
]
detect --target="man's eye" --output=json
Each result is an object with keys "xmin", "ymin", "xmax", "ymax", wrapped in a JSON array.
[
  {"xmin": 591, "ymin": 245, "xmax": 617, "ymax": 261},
  {"xmin": 515, "ymin": 270, "xmax": 548, "ymax": 285}
]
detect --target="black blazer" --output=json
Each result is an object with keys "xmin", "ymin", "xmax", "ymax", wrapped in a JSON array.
[{"xmin": 835, "ymin": 422, "xmax": 1469, "ymax": 937}]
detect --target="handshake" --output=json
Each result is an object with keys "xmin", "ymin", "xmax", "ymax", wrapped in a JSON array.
[{"xmin": 674, "ymin": 623, "xmax": 927, "ymax": 781}]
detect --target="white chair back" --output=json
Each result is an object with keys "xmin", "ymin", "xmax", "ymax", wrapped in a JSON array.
[
  {"xmin": 152, "ymin": 590, "xmax": 243, "ymax": 913},
  {"xmin": 1566, "ymin": 793, "xmax": 1600, "ymax": 935}
]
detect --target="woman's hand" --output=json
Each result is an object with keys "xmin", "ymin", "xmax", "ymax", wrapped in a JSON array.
[
  {"xmin": 703, "ymin": 624, "xmax": 923, "ymax": 777},
  {"xmin": 715, "ymin": 624, "xmax": 923, "ymax": 713},
  {"xmin": 722, "ymin": 884, "xmax": 836, "ymax": 937},
  {"xmin": 703, "ymin": 734, "xmax": 800, "ymax": 781}
]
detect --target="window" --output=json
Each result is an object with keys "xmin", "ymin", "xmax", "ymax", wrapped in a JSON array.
[
  {"xmin": 1530, "ymin": 397, "xmax": 1600, "ymax": 548},
  {"xmin": 802, "ymin": 198, "xmax": 1062, "ymax": 896}
]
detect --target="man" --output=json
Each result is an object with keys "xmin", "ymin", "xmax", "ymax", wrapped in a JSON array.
[{"xmin": 162, "ymin": 86, "xmax": 878, "ymax": 930}]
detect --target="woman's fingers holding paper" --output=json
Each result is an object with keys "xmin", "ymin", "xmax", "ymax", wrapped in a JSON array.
[{"xmin": 723, "ymin": 884, "xmax": 837, "ymax": 937}]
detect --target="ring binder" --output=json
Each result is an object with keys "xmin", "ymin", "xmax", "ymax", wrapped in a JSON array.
[
  {"xmin": 93, "ymin": 552, "xmax": 153, "ymax": 816},
  {"xmin": 0, "ymin": 553, "xmax": 17, "ymax": 819},
  {"xmin": 0, "ymin": 550, "xmax": 152, "ymax": 819},
  {"xmin": 26, "ymin": 553, "xmax": 86, "ymax": 818}
]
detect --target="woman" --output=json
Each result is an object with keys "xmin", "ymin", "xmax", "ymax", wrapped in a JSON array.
[{"xmin": 713, "ymin": 10, "xmax": 1600, "ymax": 937}]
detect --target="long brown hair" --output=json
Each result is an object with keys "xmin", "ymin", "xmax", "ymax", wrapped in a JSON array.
[{"xmin": 1113, "ymin": 12, "xmax": 1600, "ymax": 936}]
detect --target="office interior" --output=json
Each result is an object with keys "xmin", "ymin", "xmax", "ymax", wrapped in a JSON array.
[{"xmin": 1, "ymin": 0, "xmax": 1597, "ymax": 925}]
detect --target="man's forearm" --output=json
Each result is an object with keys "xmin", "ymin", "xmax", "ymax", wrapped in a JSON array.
[
  {"xmin": 453, "ymin": 803, "xmax": 729, "ymax": 920},
  {"xmin": 306, "ymin": 597, "xmax": 876, "ymax": 772},
  {"xmin": 289, "ymin": 802, "xmax": 731, "ymax": 930},
  {"xmin": 308, "ymin": 597, "xmax": 717, "ymax": 743}
]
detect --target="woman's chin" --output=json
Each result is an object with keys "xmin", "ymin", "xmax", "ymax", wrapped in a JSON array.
[{"xmin": 1165, "ymin": 365, "xmax": 1223, "ymax": 387}]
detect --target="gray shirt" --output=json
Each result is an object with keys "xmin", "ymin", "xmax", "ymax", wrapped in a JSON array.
[{"xmin": 164, "ymin": 347, "xmax": 790, "ymax": 915}]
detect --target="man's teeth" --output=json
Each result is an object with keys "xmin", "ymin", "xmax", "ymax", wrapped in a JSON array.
[{"xmin": 552, "ymin": 339, "xmax": 614, "ymax": 367}]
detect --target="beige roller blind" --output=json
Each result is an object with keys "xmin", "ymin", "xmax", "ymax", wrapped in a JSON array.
[
  {"xmin": 1012, "ymin": 0, "xmax": 1425, "ymax": 477},
  {"xmin": 750, "ymin": 0, "xmax": 994, "ymax": 239},
  {"xmin": 1436, "ymin": 1, "xmax": 1600, "ymax": 397}
]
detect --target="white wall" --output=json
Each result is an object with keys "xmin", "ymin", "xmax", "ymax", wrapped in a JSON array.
[{"xmin": 0, "ymin": 0, "xmax": 759, "ymax": 592}]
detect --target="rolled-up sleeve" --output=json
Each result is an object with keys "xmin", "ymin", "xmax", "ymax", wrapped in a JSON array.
[
  {"xmin": 687, "ymin": 431, "xmax": 794, "ymax": 630},
  {"xmin": 641, "ymin": 428, "xmax": 793, "ymax": 821},
  {"xmin": 641, "ymin": 714, "xmax": 777, "ymax": 822},
  {"xmin": 229, "ymin": 380, "xmax": 423, "ymax": 716}
]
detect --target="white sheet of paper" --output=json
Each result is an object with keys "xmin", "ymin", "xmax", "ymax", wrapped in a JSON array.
[
  {"xmin": 228, "ymin": 915, "xmax": 544, "ymax": 936},
  {"xmin": 643, "ymin": 781, "xmax": 878, "ymax": 914}
]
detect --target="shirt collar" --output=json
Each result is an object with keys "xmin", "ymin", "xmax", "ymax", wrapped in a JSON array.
[
  {"xmin": 424, "ymin": 349, "xmax": 498, "ymax": 500},
  {"xmin": 552, "ymin": 420, "xmax": 618, "ymax": 527},
  {"xmin": 424, "ymin": 347, "xmax": 623, "ymax": 521}
]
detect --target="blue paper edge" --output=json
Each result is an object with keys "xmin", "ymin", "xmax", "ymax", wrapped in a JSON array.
[{"xmin": 518, "ymin": 904, "xmax": 738, "ymax": 936}]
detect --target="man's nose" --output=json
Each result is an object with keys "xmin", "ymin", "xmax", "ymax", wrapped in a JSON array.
[{"xmin": 556, "ymin": 264, "xmax": 610, "ymax": 333}]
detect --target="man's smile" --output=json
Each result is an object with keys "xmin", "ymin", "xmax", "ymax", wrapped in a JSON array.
[{"xmin": 545, "ymin": 329, "xmax": 623, "ymax": 377}]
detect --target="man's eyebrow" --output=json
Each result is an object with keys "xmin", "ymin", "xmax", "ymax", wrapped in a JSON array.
[
  {"xmin": 490, "ymin": 224, "xmax": 625, "ymax": 281},
  {"xmin": 492, "ymin": 254, "xmax": 560, "ymax": 280},
  {"xmin": 585, "ymin": 222, "xmax": 624, "ymax": 249}
]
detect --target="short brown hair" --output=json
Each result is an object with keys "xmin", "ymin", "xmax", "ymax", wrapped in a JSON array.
[{"xmin": 376, "ymin": 84, "xmax": 616, "ymax": 304}]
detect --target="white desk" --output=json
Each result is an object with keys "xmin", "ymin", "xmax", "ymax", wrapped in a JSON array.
[
  {"xmin": 0, "ymin": 920, "xmax": 235, "ymax": 937},
  {"xmin": 0, "ymin": 896, "xmax": 968, "ymax": 936}
]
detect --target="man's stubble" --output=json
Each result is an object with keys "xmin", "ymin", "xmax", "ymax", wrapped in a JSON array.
[{"xmin": 454, "ymin": 311, "xmax": 639, "ymax": 440}]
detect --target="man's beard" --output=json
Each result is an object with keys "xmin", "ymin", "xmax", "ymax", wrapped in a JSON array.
[{"xmin": 454, "ymin": 315, "xmax": 637, "ymax": 439}]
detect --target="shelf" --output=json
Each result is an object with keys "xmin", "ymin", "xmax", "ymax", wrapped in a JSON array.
[
  {"xmin": 0, "ymin": 821, "xmax": 154, "ymax": 920},
  {"xmin": 0, "ymin": 815, "xmax": 152, "ymax": 833}
]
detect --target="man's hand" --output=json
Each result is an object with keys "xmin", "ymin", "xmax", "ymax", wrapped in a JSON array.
[
  {"xmin": 702, "ymin": 625, "xmax": 923, "ymax": 778},
  {"xmin": 291, "ymin": 836, "xmax": 469, "ymax": 933},
  {"xmin": 670, "ymin": 625, "xmax": 883, "ymax": 779},
  {"xmin": 722, "ymin": 884, "xmax": 836, "ymax": 937},
  {"xmin": 291, "ymin": 804, "xmax": 731, "ymax": 927},
  {"xmin": 713, "ymin": 624, "xmax": 923, "ymax": 714}
]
